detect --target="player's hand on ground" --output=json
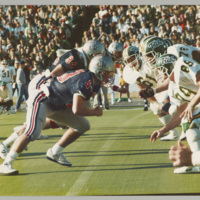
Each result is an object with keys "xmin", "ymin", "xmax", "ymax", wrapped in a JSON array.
[
  {"xmin": 169, "ymin": 140, "xmax": 193, "ymax": 166},
  {"xmin": 94, "ymin": 106, "xmax": 103, "ymax": 116},
  {"xmin": 150, "ymin": 130, "xmax": 162, "ymax": 143}
]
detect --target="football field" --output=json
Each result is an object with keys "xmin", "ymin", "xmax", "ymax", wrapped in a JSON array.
[{"xmin": 0, "ymin": 106, "xmax": 200, "ymax": 196}]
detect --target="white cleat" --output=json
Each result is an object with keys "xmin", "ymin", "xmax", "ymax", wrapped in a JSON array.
[
  {"xmin": 37, "ymin": 134, "xmax": 49, "ymax": 140},
  {"xmin": 160, "ymin": 133, "xmax": 179, "ymax": 141},
  {"xmin": 0, "ymin": 143, "xmax": 8, "ymax": 159},
  {"xmin": 128, "ymin": 98, "xmax": 132, "ymax": 103},
  {"xmin": 46, "ymin": 148, "xmax": 72, "ymax": 166},
  {"xmin": 174, "ymin": 166, "xmax": 200, "ymax": 174},
  {"xmin": 0, "ymin": 162, "xmax": 19, "ymax": 175}
]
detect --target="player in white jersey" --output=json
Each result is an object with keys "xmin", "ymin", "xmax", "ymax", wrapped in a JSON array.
[
  {"xmin": 130, "ymin": 35, "xmax": 180, "ymax": 140},
  {"xmin": 167, "ymin": 44, "xmax": 200, "ymax": 61},
  {"xmin": 147, "ymin": 54, "xmax": 200, "ymax": 173},
  {"xmin": 0, "ymin": 60, "xmax": 14, "ymax": 92},
  {"xmin": 0, "ymin": 60, "xmax": 16, "ymax": 114},
  {"xmin": 122, "ymin": 44, "xmax": 180, "ymax": 141}
]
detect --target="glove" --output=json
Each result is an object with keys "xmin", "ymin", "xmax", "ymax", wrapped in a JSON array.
[{"xmin": 138, "ymin": 87, "xmax": 155, "ymax": 99}]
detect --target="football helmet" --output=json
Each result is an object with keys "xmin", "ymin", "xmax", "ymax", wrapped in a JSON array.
[
  {"xmin": 164, "ymin": 38, "xmax": 174, "ymax": 48},
  {"xmin": 1, "ymin": 60, "xmax": 8, "ymax": 68},
  {"xmin": 108, "ymin": 42, "xmax": 123, "ymax": 61},
  {"xmin": 140, "ymin": 35, "xmax": 157, "ymax": 51},
  {"xmin": 89, "ymin": 54, "xmax": 115, "ymax": 86},
  {"xmin": 141, "ymin": 36, "xmax": 167, "ymax": 68},
  {"xmin": 82, "ymin": 40, "xmax": 105, "ymax": 60},
  {"xmin": 156, "ymin": 54, "xmax": 178, "ymax": 77},
  {"xmin": 123, "ymin": 46, "xmax": 142, "ymax": 71}
]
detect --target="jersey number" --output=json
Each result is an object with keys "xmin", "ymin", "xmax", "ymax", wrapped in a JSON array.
[
  {"xmin": 1, "ymin": 70, "xmax": 10, "ymax": 78},
  {"xmin": 181, "ymin": 59, "xmax": 195, "ymax": 73},
  {"xmin": 57, "ymin": 69, "xmax": 84, "ymax": 83}
]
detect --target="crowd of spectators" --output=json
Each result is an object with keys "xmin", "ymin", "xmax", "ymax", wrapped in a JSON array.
[
  {"xmin": 0, "ymin": 5, "xmax": 93, "ymax": 72},
  {"xmin": 1, "ymin": 5, "xmax": 200, "ymax": 74},
  {"xmin": 82, "ymin": 5, "xmax": 200, "ymax": 49}
]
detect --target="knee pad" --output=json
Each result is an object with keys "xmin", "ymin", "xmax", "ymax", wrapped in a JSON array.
[{"xmin": 72, "ymin": 118, "xmax": 90, "ymax": 134}]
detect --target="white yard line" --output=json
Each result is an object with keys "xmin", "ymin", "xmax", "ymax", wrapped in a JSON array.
[{"xmin": 66, "ymin": 111, "xmax": 149, "ymax": 196}]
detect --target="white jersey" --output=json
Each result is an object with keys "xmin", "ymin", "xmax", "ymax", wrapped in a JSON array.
[
  {"xmin": 123, "ymin": 61, "xmax": 168, "ymax": 105},
  {"xmin": 167, "ymin": 44, "xmax": 200, "ymax": 59},
  {"xmin": 123, "ymin": 61, "xmax": 158, "ymax": 88},
  {"xmin": 168, "ymin": 56, "xmax": 199, "ymax": 106},
  {"xmin": 0, "ymin": 66, "xmax": 13, "ymax": 83}
]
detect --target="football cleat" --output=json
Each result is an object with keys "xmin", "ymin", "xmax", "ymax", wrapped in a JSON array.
[
  {"xmin": 128, "ymin": 98, "xmax": 132, "ymax": 103},
  {"xmin": 144, "ymin": 107, "xmax": 148, "ymax": 111},
  {"xmin": 37, "ymin": 134, "xmax": 49, "ymax": 140},
  {"xmin": 0, "ymin": 162, "xmax": 19, "ymax": 175},
  {"xmin": 160, "ymin": 132, "xmax": 179, "ymax": 141},
  {"xmin": 0, "ymin": 143, "xmax": 8, "ymax": 159},
  {"xmin": 46, "ymin": 148, "xmax": 72, "ymax": 166},
  {"xmin": 174, "ymin": 166, "xmax": 200, "ymax": 174}
]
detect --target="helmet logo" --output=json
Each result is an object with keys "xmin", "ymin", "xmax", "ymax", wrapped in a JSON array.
[
  {"xmin": 159, "ymin": 56, "xmax": 176, "ymax": 65},
  {"xmin": 148, "ymin": 39, "xmax": 164, "ymax": 50}
]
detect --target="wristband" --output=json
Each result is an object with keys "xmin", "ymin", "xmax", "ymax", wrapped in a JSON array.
[{"xmin": 192, "ymin": 151, "xmax": 200, "ymax": 166}]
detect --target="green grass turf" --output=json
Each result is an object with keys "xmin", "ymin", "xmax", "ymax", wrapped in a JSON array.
[{"xmin": 0, "ymin": 108, "xmax": 199, "ymax": 196}]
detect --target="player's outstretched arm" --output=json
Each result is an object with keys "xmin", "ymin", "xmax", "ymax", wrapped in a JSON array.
[
  {"xmin": 50, "ymin": 64, "xmax": 65, "ymax": 78},
  {"xmin": 72, "ymin": 94, "xmax": 103, "ymax": 117},
  {"xmin": 150, "ymin": 102, "xmax": 187, "ymax": 143},
  {"xmin": 180, "ymin": 74, "xmax": 200, "ymax": 122}
]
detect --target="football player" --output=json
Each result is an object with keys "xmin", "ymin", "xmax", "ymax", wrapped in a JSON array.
[
  {"xmin": 0, "ymin": 54, "xmax": 115, "ymax": 175},
  {"xmin": 0, "ymin": 59, "xmax": 16, "ymax": 114},
  {"xmin": 148, "ymin": 54, "xmax": 200, "ymax": 174},
  {"xmin": 107, "ymin": 41, "xmax": 124, "ymax": 105},
  {"xmin": 123, "ymin": 39, "xmax": 180, "ymax": 141}
]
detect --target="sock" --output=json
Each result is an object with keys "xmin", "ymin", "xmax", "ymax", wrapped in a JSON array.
[
  {"xmin": 4, "ymin": 150, "xmax": 18, "ymax": 165},
  {"xmin": 51, "ymin": 143, "xmax": 64, "ymax": 155},
  {"xmin": 159, "ymin": 115, "xmax": 180, "ymax": 136},
  {"xmin": 2, "ymin": 132, "xmax": 19, "ymax": 147},
  {"xmin": 186, "ymin": 128, "xmax": 200, "ymax": 152}
]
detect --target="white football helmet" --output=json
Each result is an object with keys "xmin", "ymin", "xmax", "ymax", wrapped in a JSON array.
[
  {"xmin": 89, "ymin": 54, "xmax": 115, "ymax": 87},
  {"xmin": 123, "ymin": 46, "xmax": 142, "ymax": 71},
  {"xmin": 1, "ymin": 60, "xmax": 8, "ymax": 68},
  {"xmin": 108, "ymin": 42, "xmax": 123, "ymax": 61},
  {"xmin": 82, "ymin": 40, "xmax": 105, "ymax": 60}
]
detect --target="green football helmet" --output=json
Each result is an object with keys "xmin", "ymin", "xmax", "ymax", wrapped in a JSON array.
[
  {"xmin": 140, "ymin": 35, "xmax": 157, "ymax": 50},
  {"xmin": 164, "ymin": 38, "xmax": 174, "ymax": 48},
  {"xmin": 156, "ymin": 54, "xmax": 178, "ymax": 77},
  {"xmin": 123, "ymin": 46, "xmax": 142, "ymax": 71},
  {"xmin": 141, "ymin": 36, "xmax": 168, "ymax": 68}
]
